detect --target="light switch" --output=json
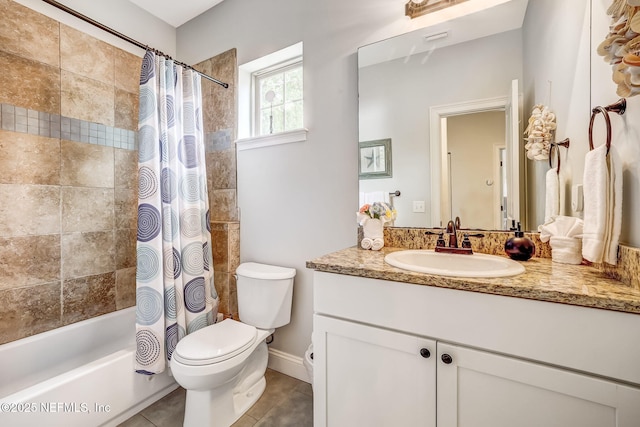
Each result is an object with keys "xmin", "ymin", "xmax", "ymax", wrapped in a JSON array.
[{"xmin": 413, "ymin": 201, "xmax": 426, "ymax": 213}]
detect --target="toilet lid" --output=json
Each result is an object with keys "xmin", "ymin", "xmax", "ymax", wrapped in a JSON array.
[{"xmin": 172, "ymin": 319, "xmax": 257, "ymax": 366}]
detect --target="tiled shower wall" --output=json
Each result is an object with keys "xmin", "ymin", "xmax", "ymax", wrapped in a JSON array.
[
  {"xmin": 0, "ymin": 0, "xmax": 141, "ymax": 346},
  {"xmin": 0, "ymin": 0, "xmax": 239, "ymax": 345},
  {"xmin": 195, "ymin": 49, "xmax": 240, "ymax": 319}
]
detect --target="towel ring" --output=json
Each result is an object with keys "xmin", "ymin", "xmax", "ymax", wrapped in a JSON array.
[
  {"xmin": 549, "ymin": 138, "xmax": 570, "ymax": 174},
  {"xmin": 588, "ymin": 98, "xmax": 626, "ymax": 155}
]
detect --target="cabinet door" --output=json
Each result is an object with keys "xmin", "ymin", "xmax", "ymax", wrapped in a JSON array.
[
  {"xmin": 314, "ymin": 315, "xmax": 436, "ymax": 427},
  {"xmin": 437, "ymin": 342, "xmax": 640, "ymax": 427}
]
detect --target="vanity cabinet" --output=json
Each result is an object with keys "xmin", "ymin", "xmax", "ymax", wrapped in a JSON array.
[{"xmin": 312, "ymin": 271, "xmax": 640, "ymax": 427}]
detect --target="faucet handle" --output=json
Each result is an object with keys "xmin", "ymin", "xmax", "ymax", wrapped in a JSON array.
[
  {"xmin": 436, "ymin": 233, "xmax": 446, "ymax": 247},
  {"xmin": 461, "ymin": 233, "xmax": 472, "ymax": 249}
]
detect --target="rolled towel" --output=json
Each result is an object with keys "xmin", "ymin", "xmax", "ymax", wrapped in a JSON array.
[
  {"xmin": 361, "ymin": 238, "xmax": 373, "ymax": 250},
  {"xmin": 550, "ymin": 236, "xmax": 582, "ymax": 265},
  {"xmin": 371, "ymin": 238, "xmax": 384, "ymax": 251}
]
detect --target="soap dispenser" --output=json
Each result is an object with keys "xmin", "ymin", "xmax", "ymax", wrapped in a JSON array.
[{"xmin": 504, "ymin": 222, "xmax": 535, "ymax": 261}]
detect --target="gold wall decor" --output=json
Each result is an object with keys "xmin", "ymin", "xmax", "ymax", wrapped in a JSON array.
[
  {"xmin": 405, "ymin": 0, "xmax": 469, "ymax": 19},
  {"xmin": 597, "ymin": 0, "xmax": 640, "ymax": 97}
]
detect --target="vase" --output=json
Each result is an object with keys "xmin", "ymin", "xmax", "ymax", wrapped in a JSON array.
[{"xmin": 361, "ymin": 218, "xmax": 384, "ymax": 250}]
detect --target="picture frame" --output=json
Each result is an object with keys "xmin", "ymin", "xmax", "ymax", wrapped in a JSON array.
[{"xmin": 358, "ymin": 139, "xmax": 392, "ymax": 179}]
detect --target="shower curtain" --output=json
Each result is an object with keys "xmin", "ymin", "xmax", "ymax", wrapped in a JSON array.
[{"xmin": 135, "ymin": 50, "xmax": 219, "ymax": 375}]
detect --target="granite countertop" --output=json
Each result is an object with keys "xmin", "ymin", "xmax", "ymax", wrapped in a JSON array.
[{"xmin": 306, "ymin": 246, "xmax": 640, "ymax": 315}]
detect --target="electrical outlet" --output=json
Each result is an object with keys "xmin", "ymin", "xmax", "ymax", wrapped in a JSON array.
[{"xmin": 412, "ymin": 201, "xmax": 426, "ymax": 213}]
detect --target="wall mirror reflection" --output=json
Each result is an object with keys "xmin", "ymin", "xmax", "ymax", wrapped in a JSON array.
[{"xmin": 358, "ymin": 0, "xmax": 590, "ymax": 231}]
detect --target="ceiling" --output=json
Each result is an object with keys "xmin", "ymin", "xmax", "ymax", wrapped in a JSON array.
[{"xmin": 127, "ymin": 0, "xmax": 226, "ymax": 27}]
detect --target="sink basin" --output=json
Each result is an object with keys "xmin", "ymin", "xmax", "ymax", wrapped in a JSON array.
[{"xmin": 384, "ymin": 250, "xmax": 525, "ymax": 278}]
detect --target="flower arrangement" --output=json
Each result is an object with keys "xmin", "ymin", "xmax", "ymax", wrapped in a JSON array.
[
  {"xmin": 358, "ymin": 202, "xmax": 397, "ymax": 223},
  {"xmin": 523, "ymin": 104, "xmax": 556, "ymax": 160}
]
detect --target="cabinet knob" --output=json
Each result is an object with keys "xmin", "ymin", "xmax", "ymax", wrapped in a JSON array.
[
  {"xmin": 420, "ymin": 348, "xmax": 431, "ymax": 358},
  {"xmin": 441, "ymin": 353, "xmax": 453, "ymax": 364}
]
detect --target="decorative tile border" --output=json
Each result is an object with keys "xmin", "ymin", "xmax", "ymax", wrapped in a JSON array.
[{"xmin": 0, "ymin": 103, "xmax": 136, "ymax": 150}]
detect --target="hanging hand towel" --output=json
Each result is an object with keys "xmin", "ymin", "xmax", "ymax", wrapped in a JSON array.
[
  {"xmin": 604, "ymin": 145, "xmax": 623, "ymax": 265},
  {"xmin": 582, "ymin": 145, "xmax": 609, "ymax": 263},
  {"xmin": 544, "ymin": 168, "xmax": 560, "ymax": 224}
]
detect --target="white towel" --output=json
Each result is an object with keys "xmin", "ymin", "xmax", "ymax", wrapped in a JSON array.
[
  {"xmin": 361, "ymin": 238, "xmax": 373, "ymax": 250},
  {"xmin": 544, "ymin": 168, "xmax": 560, "ymax": 224},
  {"xmin": 582, "ymin": 145, "xmax": 609, "ymax": 263},
  {"xmin": 538, "ymin": 216, "xmax": 583, "ymax": 243},
  {"xmin": 359, "ymin": 191, "xmax": 388, "ymax": 207},
  {"xmin": 371, "ymin": 238, "xmax": 384, "ymax": 251},
  {"xmin": 604, "ymin": 145, "xmax": 623, "ymax": 265},
  {"xmin": 550, "ymin": 236, "xmax": 583, "ymax": 264}
]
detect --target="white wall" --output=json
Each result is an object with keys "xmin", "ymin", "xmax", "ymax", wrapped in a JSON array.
[
  {"xmin": 13, "ymin": 0, "xmax": 176, "ymax": 56},
  {"xmin": 359, "ymin": 30, "xmax": 522, "ymax": 227},
  {"xmin": 522, "ymin": 0, "xmax": 591, "ymax": 229},
  {"xmin": 592, "ymin": 0, "xmax": 640, "ymax": 248}
]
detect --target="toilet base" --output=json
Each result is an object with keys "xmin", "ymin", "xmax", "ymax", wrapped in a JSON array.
[{"xmin": 182, "ymin": 340, "xmax": 269, "ymax": 427}]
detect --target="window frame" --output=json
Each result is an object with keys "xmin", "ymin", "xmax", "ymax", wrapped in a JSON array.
[{"xmin": 252, "ymin": 56, "xmax": 303, "ymax": 137}]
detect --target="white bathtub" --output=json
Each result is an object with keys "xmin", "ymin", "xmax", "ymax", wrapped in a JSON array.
[{"xmin": 0, "ymin": 307, "xmax": 178, "ymax": 427}]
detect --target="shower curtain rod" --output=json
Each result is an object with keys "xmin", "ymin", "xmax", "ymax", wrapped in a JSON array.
[{"xmin": 41, "ymin": 0, "xmax": 229, "ymax": 88}]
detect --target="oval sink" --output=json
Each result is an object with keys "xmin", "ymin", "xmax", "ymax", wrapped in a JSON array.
[{"xmin": 384, "ymin": 250, "xmax": 525, "ymax": 278}]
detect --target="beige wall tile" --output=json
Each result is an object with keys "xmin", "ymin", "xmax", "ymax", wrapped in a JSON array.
[
  {"xmin": 62, "ymin": 272, "xmax": 116, "ymax": 325},
  {"xmin": 0, "ymin": 282, "xmax": 61, "ymax": 345},
  {"xmin": 62, "ymin": 187, "xmax": 114, "ymax": 233},
  {"xmin": 61, "ymin": 140, "xmax": 114, "ymax": 187},
  {"xmin": 0, "ymin": 184, "xmax": 60, "ymax": 236},
  {"xmin": 115, "ymin": 186, "xmax": 138, "ymax": 230},
  {"xmin": 116, "ymin": 228, "xmax": 136, "ymax": 269},
  {"xmin": 115, "ymin": 49, "xmax": 142, "ymax": 93},
  {"xmin": 213, "ymin": 271, "xmax": 229, "ymax": 316},
  {"xmin": 0, "ymin": 235, "xmax": 60, "ymax": 291},
  {"xmin": 115, "ymin": 148, "xmax": 138, "ymax": 189},
  {"xmin": 115, "ymin": 88, "xmax": 139, "ymax": 131},
  {"xmin": 0, "ymin": 50, "xmax": 60, "ymax": 114},
  {"xmin": 61, "ymin": 231, "xmax": 115, "ymax": 279},
  {"xmin": 211, "ymin": 189, "xmax": 238, "ymax": 221},
  {"xmin": 64, "ymin": 144, "xmax": 113, "ymax": 187},
  {"xmin": 0, "ymin": 0, "xmax": 60, "ymax": 67},
  {"xmin": 229, "ymin": 273, "xmax": 238, "ymax": 320},
  {"xmin": 207, "ymin": 148, "xmax": 236, "ymax": 190},
  {"xmin": 0, "ymin": 130, "xmax": 60, "ymax": 185},
  {"xmin": 60, "ymin": 24, "xmax": 114, "ymax": 86},
  {"xmin": 229, "ymin": 223, "xmax": 240, "ymax": 273},
  {"xmin": 198, "ymin": 49, "xmax": 237, "ymax": 134},
  {"xmin": 116, "ymin": 267, "xmax": 136, "ymax": 309},
  {"xmin": 211, "ymin": 224, "xmax": 229, "ymax": 272},
  {"xmin": 61, "ymin": 70, "xmax": 114, "ymax": 126}
]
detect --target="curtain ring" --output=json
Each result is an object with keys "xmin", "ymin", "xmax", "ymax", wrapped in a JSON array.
[{"xmin": 588, "ymin": 106, "xmax": 612, "ymax": 155}]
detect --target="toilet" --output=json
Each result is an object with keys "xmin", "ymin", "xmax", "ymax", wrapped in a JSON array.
[{"xmin": 170, "ymin": 262, "xmax": 296, "ymax": 427}]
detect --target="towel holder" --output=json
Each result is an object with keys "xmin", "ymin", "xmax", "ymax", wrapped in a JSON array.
[
  {"xmin": 549, "ymin": 138, "xmax": 570, "ymax": 174},
  {"xmin": 588, "ymin": 98, "xmax": 626, "ymax": 155}
]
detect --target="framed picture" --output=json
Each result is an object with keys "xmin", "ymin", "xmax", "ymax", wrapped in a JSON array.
[{"xmin": 358, "ymin": 139, "xmax": 392, "ymax": 179}]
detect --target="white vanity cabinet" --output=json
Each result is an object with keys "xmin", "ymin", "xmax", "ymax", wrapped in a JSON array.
[{"xmin": 312, "ymin": 271, "xmax": 640, "ymax": 427}]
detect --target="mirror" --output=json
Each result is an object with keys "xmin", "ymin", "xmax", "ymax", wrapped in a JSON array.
[{"xmin": 358, "ymin": 0, "xmax": 591, "ymax": 230}]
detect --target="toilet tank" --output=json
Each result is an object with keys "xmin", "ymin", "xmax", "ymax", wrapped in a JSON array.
[{"xmin": 235, "ymin": 262, "xmax": 296, "ymax": 329}]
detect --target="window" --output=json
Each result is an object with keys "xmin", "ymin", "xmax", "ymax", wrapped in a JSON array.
[
  {"xmin": 254, "ymin": 59, "xmax": 303, "ymax": 136},
  {"xmin": 237, "ymin": 42, "xmax": 306, "ymax": 150}
]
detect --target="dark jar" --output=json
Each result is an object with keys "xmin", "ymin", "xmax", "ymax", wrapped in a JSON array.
[{"xmin": 504, "ymin": 231, "xmax": 535, "ymax": 261}]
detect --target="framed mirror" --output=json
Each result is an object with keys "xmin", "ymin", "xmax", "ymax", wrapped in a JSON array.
[{"xmin": 358, "ymin": 0, "xmax": 591, "ymax": 231}]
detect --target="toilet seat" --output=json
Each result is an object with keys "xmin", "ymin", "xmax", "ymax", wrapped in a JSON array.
[{"xmin": 172, "ymin": 319, "xmax": 257, "ymax": 366}]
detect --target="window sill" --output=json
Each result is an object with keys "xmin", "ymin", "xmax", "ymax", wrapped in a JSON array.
[{"xmin": 236, "ymin": 128, "xmax": 308, "ymax": 151}]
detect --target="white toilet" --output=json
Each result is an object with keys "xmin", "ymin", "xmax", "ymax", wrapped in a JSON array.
[{"xmin": 170, "ymin": 262, "xmax": 296, "ymax": 427}]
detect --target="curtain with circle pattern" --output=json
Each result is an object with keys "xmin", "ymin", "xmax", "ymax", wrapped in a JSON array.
[{"xmin": 134, "ymin": 50, "xmax": 219, "ymax": 375}]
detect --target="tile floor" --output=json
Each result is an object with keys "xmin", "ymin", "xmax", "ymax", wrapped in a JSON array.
[{"xmin": 118, "ymin": 369, "xmax": 313, "ymax": 427}]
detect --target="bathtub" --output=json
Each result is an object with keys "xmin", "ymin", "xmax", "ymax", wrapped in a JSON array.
[{"xmin": 0, "ymin": 307, "xmax": 178, "ymax": 427}]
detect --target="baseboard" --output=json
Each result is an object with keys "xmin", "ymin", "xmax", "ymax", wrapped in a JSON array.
[{"xmin": 267, "ymin": 347, "xmax": 311, "ymax": 384}]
